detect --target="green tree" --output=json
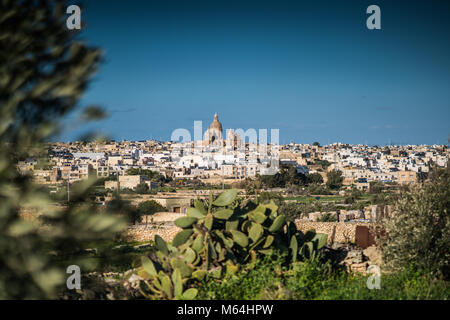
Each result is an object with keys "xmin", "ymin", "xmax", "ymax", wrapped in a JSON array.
[
  {"xmin": 257, "ymin": 191, "xmax": 284, "ymax": 206},
  {"xmin": 313, "ymin": 160, "xmax": 331, "ymax": 169},
  {"xmin": 282, "ymin": 164, "xmax": 307, "ymax": 186},
  {"xmin": 278, "ymin": 202, "xmax": 302, "ymax": 222},
  {"xmin": 326, "ymin": 170, "xmax": 343, "ymax": 190},
  {"xmin": 135, "ymin": 182, "xmax": 150, "ymax": 194},
  {"xmin": 318, "ymin": 212, "xmax": 338, "ymax": 222},
  {"xmin": 259, "ymin": 164, "xmax": 306, "ymax": 188},
  {"xmin": 137, "ymin": 200, "xmax": 166, "ymax": 225},
  {"xmin": 369, "ymin": 181, "xmax": 384, "ymax": 194},
  {"xmin": 260, "ymin": 172, "xmax": 285, "ymax": 188},
  {"xmin": 344, "ymin": 187, "xmax": 362, "ymax": 204},
  {"xmin": 307, "ymin": 172, "xmax": 324, "ymax": 184},
  {"xmin": 285, "ymin": 183, "xmax": 299, "ymax": 195},
  {"xmin": 240, "ymin": 177, "xmax": 261, "ymax": 195},
  {"xmin": 0, "ymin": 0, "xmax": 127, "ymax": 299},
  {"xmin": 307, "ymin": 184, "xmax": 332, "ymax": 195},
  {"xmin": 125, "ymin": 168, "xmax": 169, "ymax": 185}
]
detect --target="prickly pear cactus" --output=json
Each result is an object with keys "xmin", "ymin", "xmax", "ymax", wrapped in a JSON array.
[{"xmin": 136, "ymin": 189, "xmax": 328, "ymax": 299}]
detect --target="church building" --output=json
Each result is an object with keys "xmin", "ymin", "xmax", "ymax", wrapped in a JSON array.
[{"xmin": 203, "ymin": 113, "xmax": 242, "ymax": 150}]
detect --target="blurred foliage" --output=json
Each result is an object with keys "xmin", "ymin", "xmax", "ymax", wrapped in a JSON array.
[
  {"xmin": 0, "ymin": 0, "xmax": 127, "ymax": 299},
  {"xmin": 104, "ymin": 195, "xmax": 139, "ymax": 225},
  {"xmin": 344, "ymin": 188, "xmax": 362, "ymax": 204}
]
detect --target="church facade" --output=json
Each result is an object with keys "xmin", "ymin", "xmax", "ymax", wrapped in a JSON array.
[{"xmin": 203, "ymin": 113, "xmax": 242, "ymax": 150}]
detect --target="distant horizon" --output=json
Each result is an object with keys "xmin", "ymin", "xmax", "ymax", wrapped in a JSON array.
[
  {"xmin": 59, "ymin": 0, "xmax": 449, "ymax": 145},
  {"xmin": 51, "ymin": 136, "xmax": 448, "ymax": 148}
]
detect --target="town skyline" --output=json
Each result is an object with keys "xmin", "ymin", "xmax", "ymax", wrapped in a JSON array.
[{"xmin": 58, "ymin": 112, "xmax": 448, "ymax": 148}]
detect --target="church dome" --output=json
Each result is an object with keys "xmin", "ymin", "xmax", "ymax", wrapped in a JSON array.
[{"xmin": 209, "ymin": 113, "xmax": 223, "ymax": 133}]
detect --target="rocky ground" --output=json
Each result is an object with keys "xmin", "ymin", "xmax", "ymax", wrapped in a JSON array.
[
  {"xmin": 324, "ymin": 243, "xmax": 382, "ymax": 274},
  {"xmin": 61, "ymin": 269, "xmax": 144, "ymax": 300}
]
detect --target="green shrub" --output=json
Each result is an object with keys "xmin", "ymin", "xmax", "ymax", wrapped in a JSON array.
[
  {"xmin": 197, "ymin": 256, "xmax": 449, "ymax": 300},
  {"xmin": 369, "ymin": 181, "xmax": 385, "ymax": 194},
  {"xmin": 314, "ymin": 266, "xmax": 449, "ymax": 300},
  {"xmin": 279, "ymin": 202, "xmax": 303, "ymax": 222},
  {"xmin": 257, "ymin": 191, "xmax": 284, "ymax": 206},
  {"xmin": 135, "ymin": 183, "xmax": 150, "ymax": 194},
  {"xmin": 379, "ymin": 167, "xmax": 450, "ymax": 279},
  {"xmin": 344, "ymin": 196, "xmax": 356, "ymax": 204},
  {"xmin": 306, "ymin": 172, "xmax": 324, "ymax": 184},
  {"xmin": 197, "ymin": 253, "xmax": 289, "ymax": 300},
  {"xmin": 318, "ymin": 212, "xmax": 338, "ymax": 222},
  {"xmin": 307, "ymin": 184, "xmax": 332, "ymax": 195}
]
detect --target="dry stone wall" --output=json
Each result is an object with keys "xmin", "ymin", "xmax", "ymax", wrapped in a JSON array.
[
  {"xmin": 20, "ymin": 206, "xmax": 373, "ymax": 245},
  {"xmin": 121, "ymin": 224, "xmax": 182, "ymax": 243},
  {"xmin": 294, "ymin": 220, "xmax": 372, "ymax": 244},
  {"xmin": 122, "ymin": 220, "xmax": 372, "ymax": 244}
]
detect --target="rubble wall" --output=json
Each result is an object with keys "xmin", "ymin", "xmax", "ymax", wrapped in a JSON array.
[
  {"xmin": 294, "ymin": 221, "xmax": 372, "ymax": 244},
  {"xmin": 121, "ymin": 224, "xmax": 182, "ymax": 243},
  {"xmin": 122, "ymin": 220, "xmax": 372, "ymax": 244}
]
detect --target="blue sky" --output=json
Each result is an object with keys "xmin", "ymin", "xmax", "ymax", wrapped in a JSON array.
[{"xmin": 64, "ymin": 0, "xmax": 450, "ymax": 145}]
